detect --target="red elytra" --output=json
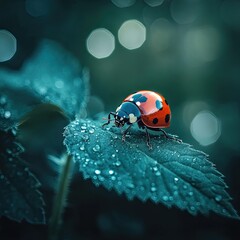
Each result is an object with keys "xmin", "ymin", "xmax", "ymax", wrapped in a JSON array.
[{"xmin": 124, "ymin": 90, "xmax": 171, "ymax": 129}]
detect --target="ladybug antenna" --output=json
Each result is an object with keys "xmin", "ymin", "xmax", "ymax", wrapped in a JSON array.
[{"xmin": 102, "ymin": 117, "xmax": 115, "ymax": 121}]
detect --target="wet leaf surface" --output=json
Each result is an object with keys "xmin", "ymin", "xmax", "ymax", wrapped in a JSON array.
[
  {"xmin": 0, "ymin": 130, "xmax": 45, "ymax": 224},
  {"xmin": 64, "ymin": 118, "xmax": 239, "ymax": 220},
  {"xmin": 0, "ymin": 39, "xmax": 89, "ymax": 130}
]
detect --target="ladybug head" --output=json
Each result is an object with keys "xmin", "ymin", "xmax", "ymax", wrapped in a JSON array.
[{"xmin": 114, "ymin": 102, "xmax": 141, "ymax": 127}]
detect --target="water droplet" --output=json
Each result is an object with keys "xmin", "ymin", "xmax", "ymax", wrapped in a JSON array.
[
  {"xmin": 39, "ymin": 87, "xmax": 47, "ymax": 95},
  {"xmin": 6, "ymin": 148, "xmax": 12, "ymax": 154},
  {"xmin": 215, "ymin": 195, "xmax": 222, "ymax": 202},
  {"xmin": 155, "ymin": 171, "xmax": 161, "ymax": 176},
  {"xmin": 81, "ymin": 126, "xmax": 87, "ymax": 130},
  {"xmin": 111, "ymin": 176, "xmax": 116, "ymax": 181},
  {"xmin": 4, "ymin": 111, "xmax": 11, "ymax": 119},
  {"xmin": 82, "ymin": 134, "xmax": 89, "ymax": 141},
  {"xmin": 115, "ymin": 160, "xmax": 121, "ymax": 166},
  {"xmin": 162, "ymin": 196, "xmax": 169, "ymax": 201},
  {"xmin": 188, "ymin": 191, "xmax": 193, "ymax": 196},
  {"xmin": 80, "ymin": 145, "xmax": 85, "ymax": 151},
  {"xmin": 190, "ymin": 206, "xmax": 196, "ymax": 211},
  {"xmin": 174, "ymin": 177, "xmax": 179, "ymax": 182},
  {"xmin": 93, "ymin": 144, "xmax": 100, "ymax": 152},
  {"xmin": 98, "ymin": 176, "xmax": 105, "ymax": 181},
  {"xmin": 153, "ymin": 166, "xmax": 158, "ymax": 171},
  {"xmin": 111, "ymin": 154, "xmax": 116, "ymax": 158},
  {"xmin": 109, "ymin": 170, "xmax": 114, "ymax": 175},
  {"xmin": 95, "ymin": 169, "xmax": 101, "ymax": 175},
  {"xmin": 116, "ymin": 149, "xmax": 119, "ymax": 153},
  {"xmin": 151, "ymin": 187, "xmax": 157, "ymax": 192},
  {"xmin": 89, "ymin": 128, "xmax": 95, "ymax": 134}
]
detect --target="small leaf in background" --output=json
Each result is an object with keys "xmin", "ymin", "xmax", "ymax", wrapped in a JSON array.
[
  {"xmin": 64, "ymin": 118, "xmax": 239, "ymax": 220},
  {"xmin": 0, "ymin": 38, "xmax": 89, "ymax": 124},
  {"xmin": 0, "ymin": 129, "xmax": 46, "ymax": 224}
]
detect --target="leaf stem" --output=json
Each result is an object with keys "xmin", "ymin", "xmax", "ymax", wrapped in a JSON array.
[{"xmin": 48, "ymin": 154, "xmax": 73, "ymax": 240}]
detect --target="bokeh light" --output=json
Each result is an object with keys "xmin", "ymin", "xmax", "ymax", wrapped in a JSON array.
[
  {"xmin": 144, "ymin": 0, "xmax": 164, "ymax": 7},
  {"xmin": 190, "ymin": 111, "xmax": 221, "ymax": 146},
  {"xmin": 86, "ymin": 28, "xmax": 115, "ymax": 59},
  {"xmin": 170, "ymin": 0, "xmax": 201, "ymax": 24},
  {"xmin": 111, "ymin": 0, "xmax": 135, "ymax": 8},
  {"xmin": 183, "ymin": 26, "xmax": 222, "ymax": 63},
  {"xmin": 118, "ymin": 20, "xmax": 146, "ymax": 50},
  {"xmin": 0, "ymin": 30, "xmax": 17, "ymax": 62},
  {"xmin": 25, "ymin": 0, "xmax": 50, "ymax": 17}
]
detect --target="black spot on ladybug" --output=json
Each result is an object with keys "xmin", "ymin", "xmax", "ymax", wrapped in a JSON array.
[
  {"xmin": 155, "ymin": 100, "xmax": 163, "ymax": 110},
  {"xmin": 153, "ymin": 118, "xmax": 158, "ymax": 124},
  {"xmin": 165, "ymin": 114, "xmax": 170, "ymax": 123},
  {"xmin": 165, "ymin": 99, "xmax": 168, "ymax": 105},
  {"xmin": 132, "ymin": 94, "xmax": 147, "ymax": 103}
]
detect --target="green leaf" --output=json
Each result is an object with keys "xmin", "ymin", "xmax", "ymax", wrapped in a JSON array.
[
  {"xmin": 0, "ymin": 39, "xmax": 89, "ymax": 130},
  {"xmin": 64, "ymin": 118, "xmax": 239, "ymax": 220},
  {"xmin": 0, "ymin": 129, "xmax": 46, "ymax": 224}
]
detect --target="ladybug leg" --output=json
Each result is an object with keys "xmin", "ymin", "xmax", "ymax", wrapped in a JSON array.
[
  {"xmin": 159, "ymin": 129, "xmax": 182, "ymax": 142},
  {"xmin": 102, "ymin": 112, "xmax": 115, "ymax": 128},
  {"xmin": 122, "ymin": 124, "xmax": 132, "ymax": 142},
  {"xmin": 145, "ymin": 128, "xmax": 152, "ymax": 150}
]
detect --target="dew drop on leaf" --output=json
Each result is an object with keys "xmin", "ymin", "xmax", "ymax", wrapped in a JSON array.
[
  {"xmin": 163, "ymin": 196, "xmax": 169, "ymax": 201},
  {"xmin": 115, "ymin": 160, "xmax": 121, "ymax": 166},
  {"xmin": 80, "ymin": 145, "xmax": 85, "ymax": 151},
  {"xmin": 4, "ymin": 111, "xmax": 11, "ymax": 119},
  {"xmin": 89, "ymin": 128, "xmax": 95, "ymax": 134},
  {"xmin": 95, "ymin": 169, "xmax": 101, "ymax": 175},
  {"xmin": 151, "ymin": 187, "xmax": 157, "ymax": 192},
  {"xmin": 215, "ymin": 195, "xmax": 222, "ymax": 202},
  {"xmin": 93, "ymin": 144, "xmax": 100, "ymax": 152}
]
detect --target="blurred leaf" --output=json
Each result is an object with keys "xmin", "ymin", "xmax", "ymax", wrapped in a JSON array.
[
  {"xmin": 0, "ymin": 129, "xmax": 46, "ymax": 224},
  {"xmin": 64, "ymin": 118, "xmax": 239, "ymax": 220},
  {"xmin": 0, "ymin": 39, "xmax": 89, "ymax": 130},
  {"xmin": 0, "ymin": 86, "xmax": 42, "ymax": 131}
]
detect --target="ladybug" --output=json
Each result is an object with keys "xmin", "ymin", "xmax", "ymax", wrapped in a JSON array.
[{"xmin": 103, "ymin": 90, "xmax": 180, "ymax": 148}]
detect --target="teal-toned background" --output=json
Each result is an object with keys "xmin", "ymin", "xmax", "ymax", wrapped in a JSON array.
[{"xmin": 1, "ymin": 0, "xmax": 240, "ymax": 239}]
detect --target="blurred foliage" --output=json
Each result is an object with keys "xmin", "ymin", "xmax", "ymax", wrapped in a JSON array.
[{"xmin": 0, "ymin": 129, "xmax": 45, "ymax": 224}]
